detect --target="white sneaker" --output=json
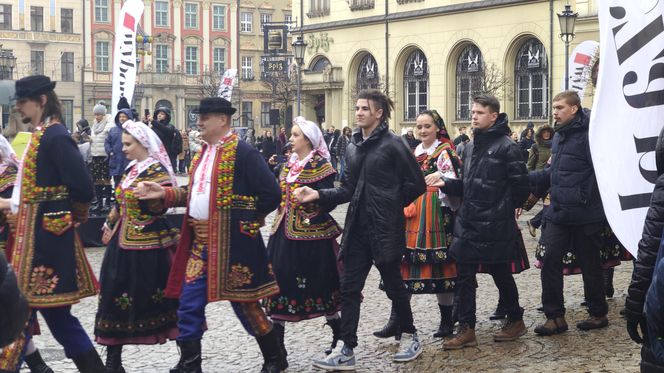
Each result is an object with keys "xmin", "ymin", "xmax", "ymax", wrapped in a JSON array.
[
  {"xmin": 393, "ymin": 332, "xmax": 423, "ymax": 362},
  {"xmin": 312, "ymin": 342, "xmax": 356, "ymax": 371}
]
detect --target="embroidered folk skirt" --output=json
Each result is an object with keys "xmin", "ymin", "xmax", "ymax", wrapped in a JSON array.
[
  {"xmin": 94, "ymin": 234, "xmax": 178, "ymax": 345},
  {"xmin": 264, "ymin": 226, "xmax": 341, "ymax": 322},
  {"xmin": 400, "ymin": 188, "xmax": 456, "ymax": 294},
  {"xmin": 90, "ymin": 156, "xmax": 110, "ymax": 183}
]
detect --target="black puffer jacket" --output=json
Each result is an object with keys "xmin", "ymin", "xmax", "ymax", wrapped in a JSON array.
[
  {"xmin": 530, "ymin": 109, "xmax": 605, "ymax": 224},
  {"xmin": 318, "ymin": 122, "xmax": 425, "ymax": 263},
  {"xmin": 0, "ymin": 251, "xmax": 29, "ymax": 348},
  {"xmin": 626, "ymin": 126, "xmax": 664, "ymax": 324},
  {"xmin": 441, "ymin": 114, "xmax": 529, "ymax": 264},
  {"xmin": 151, "ymin": 107, "xmax": 177, "ymax": 156}
]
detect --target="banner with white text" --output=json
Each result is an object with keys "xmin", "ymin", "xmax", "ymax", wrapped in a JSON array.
[
  {"xmin": 590, "ymin": 1, "xmax": 664, "ymax": 257},
  {"xmin": 111, "ymin": 0, "xmax": 144, "ymax": 117}
]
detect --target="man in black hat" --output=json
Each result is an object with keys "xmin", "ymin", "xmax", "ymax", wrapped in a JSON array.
[
  {"xmin": 136, "ymin": 97, "xmax": 284, "ymax": 373},
  {"xmin": 0, "ymin": 75, "xmax": 103, "ymax": 371}
]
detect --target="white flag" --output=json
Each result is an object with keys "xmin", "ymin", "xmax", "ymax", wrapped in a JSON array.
[
  {"xmin": 111, "ymin": 0, "xmax": 144, "ymax": 117},
  {"xmin": 590, "ymin": 1, "xmax": 664, "ymax": 257},
  {"xmin": 562, "ymin": 40, "xmax": 599, "ymax": 101},
  {"xmin": 218, "ymin": 69, "xmax": 237, "ymax": 102}
]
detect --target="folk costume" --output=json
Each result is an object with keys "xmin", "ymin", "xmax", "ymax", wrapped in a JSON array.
[
  {"xmin": 0, "ymin": 135, "xmax": 18, "ymax": 258},
  {"xmin": 1, "ymin": 76, "xmax": 103, "ymax": 372},
  {"xmin": 94, "ymin": 121, "xmax": 180, "ymax": 372},
  {"xmin": 159, "ymin": 97, "xmax": 283, "ymax": 373},
  {"xmin": 265, "ymin": 118, "xmax": 342, "ymax": 363}
]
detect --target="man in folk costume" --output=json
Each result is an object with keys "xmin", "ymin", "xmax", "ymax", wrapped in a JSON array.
[
  {"xmin": 0, "ymin": 75, "xmax": 103, "ymax": 372},
  {"xmin": 136, "ymin": 97, "xmax": 284, "ymax": 373}
]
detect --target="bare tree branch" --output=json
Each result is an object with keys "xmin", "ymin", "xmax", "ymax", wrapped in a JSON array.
[{"xmin": 477, "ymin": 62, "xmax": 513, "ymax": 101}]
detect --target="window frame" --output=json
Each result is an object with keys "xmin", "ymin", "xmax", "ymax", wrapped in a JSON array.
[
  {"xmin": 30, "ymin": 6, "xmax": 43, "ymax": 32},
  {"xmin": 240, "ymin": 12, "xmax": 253, "ymax": 33},
  {"xmin": 356, "ymin": 54, "xmax": 379, "ymax": 91},
  {"xmin": 185, "ymin": 46, "xmax": 199, "ymax": 75},
  {"xmin": 241, "ymin": 56, "xmax": 253, "ymax": 79},
  {"xmin": 514, "ymin": 38, "xmax": 549, "ymax": 120},
  {"xmin": 455, "ymin": 44, "xmax": 483, "ymax": 121},
  {"xmin": 61, "ymin": 52, "xmax": 74, "ymax": 81},
  {"xmin": 261, "ymin": 102, "xmax": 271, "ymax": 126},
  {"xmin": 213, "ymin": 47, "xmax": 226, "ymax": 73},
  {"xmin": 184, "ymin": 3, "xmax": 199, "ymax": 29},
  {"xmin": 403, "ymin": 50, "xmax": 429, "ymax": 121},
  {"xmin": 155, "ymin": 44, "xmax": 169, "ymax": 73},
  {"xmin": 95, "ymin": 41, "xmax": 110, "ymax": 72},
  {"xmin": 212, "ymin": 5, "xmax": 226, "ymax": 31},
  {"xmin": 0, "ymin": 5, "xmax": 11, "ymax": 30},
  {"xmin": 61, "ymin": 8, "xmax": 73, "ymax": 33},
  {"xmin": 154, "ymin": 1, "xmax": 169, "ymax": 27},
  {"xmin": 94, "ymin": 0, "xmax": 109, "ymax": 23},
  {"xmin": 31, "ymin": 50, "xmax": 44, "ymax": 75}
]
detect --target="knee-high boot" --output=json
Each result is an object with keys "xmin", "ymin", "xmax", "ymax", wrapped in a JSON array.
[
  {"xmin": 169, "ymin": 340, "xmax": 202, "ymax": 373},
  {"xmin": 433, "ymin": 304, "xmax": 454, "ymax": 338},
  {"xmin": 256, "ymin": 328, "xmax": 284, "ymax": 373},
  {"xmin": 272, "ymin": 323, "xmax": 288, "ymax": 370}
]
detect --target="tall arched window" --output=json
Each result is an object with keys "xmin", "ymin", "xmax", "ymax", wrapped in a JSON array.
[
  {"xmin": 356, "ymin": 54, "xmax": 379, "ymax": 91},
  {"xmin": 404, "ymin": 49, "xmax": 428, "ymax": 121},
  {"xmin": 456, "ymin": 44, "xmax": 483, "ymax": 120},
  {"xmin": 311, "ymin": 56, "xmax": 331, "ymax": 72},
  {"xmin": 515, "ymin": 38, "xmax": 548, "ymax": 119}
]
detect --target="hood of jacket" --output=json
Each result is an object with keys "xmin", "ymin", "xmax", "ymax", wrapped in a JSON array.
[
  {"xmin": 154, "ymin": 107, "xmax": 171, "ymax": 124},
  {"xmin": 114, "ymin": 108, "xmax": 134, "ymax": 127},
  {"xmin": 535, "ymin": 125, "xmax": 554, "ymax": 146}
]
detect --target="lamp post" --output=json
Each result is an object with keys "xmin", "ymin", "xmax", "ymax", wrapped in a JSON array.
[
  {"xmin": 0, "ymin": 48, "xmax": 16, "ymax": 80},
  {"xmin": 292, "ymin": 35, "xmax": 307, "ymax": 117},
  {"xmin": 558, "ymin": 4, "xmax": 578, "ymax": 91}
]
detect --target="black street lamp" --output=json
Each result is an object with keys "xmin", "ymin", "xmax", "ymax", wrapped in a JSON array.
[
  {"xmin": 0, "ymin": 47, "xmax": 16, "ymax": 80},
  {"xmin": 292, "ymin": 35, "xmax": 307, "ymax": 116},
  {"xmin": 558, "ymin": 4, "xmax": 578, "ymax": 91}
]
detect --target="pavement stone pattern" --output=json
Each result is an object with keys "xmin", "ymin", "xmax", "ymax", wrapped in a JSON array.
[{"xmin": 21, "ymin": 202, "xmax": 642, "ymax": 372}]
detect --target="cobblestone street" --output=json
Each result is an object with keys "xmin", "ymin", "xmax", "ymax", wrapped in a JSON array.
[{"xmin": 25, "ymin": 205, "xmax": 641, "ymax": 372}]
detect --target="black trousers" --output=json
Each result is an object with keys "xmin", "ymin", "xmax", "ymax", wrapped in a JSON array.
[
  {"xmin": 530, "ymin": 208, "xmax": 544, "ymax": 229},
  {"xmin": 340, "ymin": 226, "xmax": 415, "ymax": 348},
  {"xmin": 541, "ymin": 221, "xmax": 607, "ymax": 319},
  {"xmin": 456, "ymin": 263, "xmax": 522, "ymax": 328}
]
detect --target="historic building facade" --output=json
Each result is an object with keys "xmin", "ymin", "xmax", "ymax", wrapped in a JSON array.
[{"xmin": 293, "ymin": 0, "xmax": 600, "ymax": 135}]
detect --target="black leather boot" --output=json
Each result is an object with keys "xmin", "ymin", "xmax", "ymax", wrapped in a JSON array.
[
  {"xmin": 169, "ymin": 340, "xmax": 202, "ymax": 373},
  {"xmin": 24, "ymin": 350, "xmax": 54, "ymax": 373},
  {"xmin": 604, "ymin": 267, "xmax": 615, "ymax": 298},
  {"xmin": 256, "ymin": 328, "xmax": 283, "ymax": 373},
  {"xmin": 324, "ymin": 318, "xmax": 341, "ymax": 355},
  {"xmin": 72, "ymin": 348, "xmax": 105, "ymax": 373},
  {"xmin": 90, "ymin": 185, "xmax": 104, "ymax": 216},
  {"xmin": 433, "ymin": 304, "xmax": 454, "ymax": 338},
  {"xmin": 372, "ymin": 305, "xmax": 400, "ymax": 340},
  {"xmin": 272, "ymin": 323, "xmax": 288, "ymax": 370},
  {"xmin": 104, "ymin": 345, "xmax": 125, "ymax": 373}
]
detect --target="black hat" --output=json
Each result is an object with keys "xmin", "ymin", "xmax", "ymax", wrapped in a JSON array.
[
  {"xmin": 12, "ymin": 75, "xmax": 56, "ymax": 100},
  {"xmin": 192, "ymin": 97, "xmax": 237, "ymax": 115}
]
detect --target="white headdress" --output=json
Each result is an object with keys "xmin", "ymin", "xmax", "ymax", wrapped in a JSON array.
[{"xmin": 122, "ymin": 120, "xmax": 177, "ymax": 186}]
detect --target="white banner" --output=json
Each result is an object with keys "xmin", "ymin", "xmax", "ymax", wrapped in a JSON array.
[
  {"xmin": 217, "ymin": 69, "xmax": 237, "ymax": 102},
  {"xmin": 111, "ymin": 0, "xmax": 144, "ymax": 117},
  {"xmin": 562, "ymin": 40, "xmax": 599, "ymax": 101},
  {"xmin": 590, "ymin": 1, "xmax": 664, "ymax": 257}
]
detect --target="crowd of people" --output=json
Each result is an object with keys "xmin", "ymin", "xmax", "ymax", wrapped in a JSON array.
[{"xmin": 0, "ymin": 73, "xmax": 662, "ymax": 373}]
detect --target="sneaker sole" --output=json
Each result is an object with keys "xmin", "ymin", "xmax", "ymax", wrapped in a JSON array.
[
  {"xmin": 393, "ymin": 347, "xmax": 423, "ymax": 362},
  {"xmin": 494, "ymin": 328, "xmax": 527, "ymax": 342},
  {"xmin": 442, "ymin": 340, "xmax": 478, "ymax": 350},
  {"xmin": 312, "ymin": 362, "xmax": 356, "ymax": 371}
]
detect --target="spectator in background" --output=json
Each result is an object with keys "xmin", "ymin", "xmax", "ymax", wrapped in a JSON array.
[
  {"xmin": 278, "ymin": 126, "xmax": 287, "ymax": 150},
  {"xmin": 260, "ymin": 129, "xmax": 277, "ymax": 162},
  {"xmin": 329, "ymin": 129, "xmax": 341, "ymax": 171},
  {"xmin": 335, "ymin": 127, "xmax": 351, "ymax": 181},
  {"xmin": 244, "ymin": 128, "xmax": 257, "ymax": 148},
  {"xmin": 149, "ymin": 106, "xmax": 178, "ymax": 169},
  {"xmin": 403, "ymin": 128, "xmax": 421, "ymax": 150},
  {"xmin": 453, "ymin": 126, "xmax": 469, "ymax": 146},
  {"xmin": 324, "ymin": 125, "xmax": 335, "ymax": 146},
  {"xmin": 189, "ymin": 126, "xmax": 202, "ymax": 158},
  {"xmin": 73, "ymin": 118, "xmax": 92, "ymax": 164},
  {"xmin": 90, "ymin": 101, "xmax": 114, "ymax": 214},
  {"xmin": 106, "ymin": 98, "xmax": 132, "ymax": 190},
  {"xmin": 178, "ymin": 129, "xmax": 190, "ymax": 174},
  {"xmin": 519, "ymin": 127, "xmax": 535, "ymax": 161}
]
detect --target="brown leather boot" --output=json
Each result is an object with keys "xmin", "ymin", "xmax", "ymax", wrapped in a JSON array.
[
  {"xmin": 494, "ymin": 319, "xmax": 527, "ymax": 341},
  {"xmin": 534, "ymin": 316, "xmax": 568, "ymax": 336},
  {"xmin": 442, "ymin": 324, "xmax": 477, "ymax": 350},
  {"xmin": 576, "ymin": 315, "xmax": 608, "ymax": 331}
]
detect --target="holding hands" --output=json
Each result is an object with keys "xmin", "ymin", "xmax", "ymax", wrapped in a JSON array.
[
  {"xmin": 135, "ymin": 181, "xmax": 166, "ymax": 200},
  {"xmin": 294, "ymin": 186, "xmax": 320, "ymax": 203},
  {"xmin": 424, "ymin": 172, "xmax": 445, "ymax": 188}
]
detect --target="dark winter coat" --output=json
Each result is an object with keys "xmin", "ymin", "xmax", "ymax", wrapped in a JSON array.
[
  {"xmin": 335, "ymin": 135, "xmax": 350, "ymax": 160},
  {"xmin": 530, "ymin": 109, "xmax": 605, "ymax": 225},
  {"xmin": 260, "ymin": 136, "xmax": 277, "ymax": 160},
  {"xmin": 527, "ymin": 125, "xmax": 553, "ymax": 171},
  {"xmin": 441, "ymin": 114, "xmax": 530, "ymax": 264},
  {"xmin": 151, "ymin": 107, "xmax": 177, "ymax": 157},
  {"xmin": 318, "ymin": 122, "xmax": 425, "ymax": 263},
  {"xmin": 0, "ymin": 251, "xmax": 29, "ymax": 348},
  {"xmin": 105, "ymin": 108, "xmax": 132, "ymax": 177}
]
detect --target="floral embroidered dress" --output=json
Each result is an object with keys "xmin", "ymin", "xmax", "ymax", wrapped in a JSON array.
[
  {"xmin": 400, "ymin": 140, "xmax": 458, "ymax": 294},
  {"xmin": 94, "ymin": 160, "xmax": 180, "ymax": 345},
  {"xmin": 264, "ymin": 152, "xmax": 342, "ymax": 321},
  {"xmin": 0, "ymin": 164, "xmax": 17, "ymax": 257}
]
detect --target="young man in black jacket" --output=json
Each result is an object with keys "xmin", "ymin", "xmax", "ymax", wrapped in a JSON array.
[
  {"xmin": 434, "ymin": 94, "xmax": 530, "ymax": 349},
  {"xmin": 295, "ymin": 89, "xmax": 426, "ymax": 369}
]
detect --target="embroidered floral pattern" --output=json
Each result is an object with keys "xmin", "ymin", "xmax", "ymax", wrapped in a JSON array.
[
  {"xmin": 41, "ymin": 212, "xmax": 72, "ymax": 235},
  {"xmin": 114, "ymin": 292, "xmax": 133, "ymax": 310},
  {"xmin": 296, "ymin": 277, "xmax": 307, "ymax": 289},
  {"xmin": 152, "ymin": 288, "xmax": 165, "ymax": 303},
  {"xmin": 266, "ymin": 291, "xmax": 340, "ymax": 315},
  {"xmin": 215, "ymin": 134, "xmax": 238, "ymax": 210},
  {"xmin": 185, "ymin": 257, "xmax": 206, "ymax": 283},
  {"xmin": 228, "ymin": 264, "xmax": 254, "ymax": 289},
  {"xmin": 21, "ymin": 122, "xmax": 68, "ymax": 203},
  {"xmin": 29, "ymin": 266, "xmax": 59, "ymax": 295}
]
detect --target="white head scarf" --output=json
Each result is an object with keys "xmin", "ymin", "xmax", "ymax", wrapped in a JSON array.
[
  {"xmin": 285, "ymin": 117, "xmax": 331, "ymax": 183},
  {"xmin": 0, "ymin": 134, "xmax": 18, "ymax": 174},
  {"xmin": 122, "ymin": 120, "xmax": 177, "ymax": 186}
]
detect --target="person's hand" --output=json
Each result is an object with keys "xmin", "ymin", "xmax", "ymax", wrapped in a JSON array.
[
  {"xmin": 0, "ymin": 198, "xmax": 11, "ymax": 211},
  {"xmin": 268, "ymin": 155, "xmax": 277, "ymax": 166},
  {"xmin": 107, "ymin": 207, "xmax": 119, "ymax": 225},
  {"xmin": 294, "ymin": 186, "xmax": 320, "ymax": 203},
  {"xmin": 625, "ymin": 309, "xmax": 648, "ymax": 344},
  {"xmin": 135, "ymin": 182, "xmax": 165, "ymax": 200},
  {"xmin": 425, "ymin": 173, "xmax": 445, "ymax": 187}
]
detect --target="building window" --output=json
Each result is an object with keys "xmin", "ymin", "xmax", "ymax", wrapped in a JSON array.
[
  {"xmin": 350, "ymin": 0, "xmax": 375, "ymax": 11},
  {"xmin": 61, "ymin": 52, "xmax": 74, "ymax": 81},
  {"xmin": 515, "ymin": 38, "xmax": 548, "ymax": 120},
  {"xmin": 356, "ymin": 54, "xmax": 379, "ymax": 91},
  {"xmin": 95, "ymin": 0, "xmax": 109, "ymax": 23},
  {"xmin": 185, "ymin": 46, "xmax": 199, "ymax": 75},
  {"xmin": 260, "ymin": 13, "xmax": 272, "ymax": 27},
  {"xmin": 242, "ymin": 101, "xmax": 253, "ymax": 126},
  {"xmin": 308, "ymin": 0, "xmax": 330, "ymax": 17},
  {"xmin": 240, "ymin": 12, "xmax": 252, "ymax": 33},
  {"xmin": 184, "ymin": 3, "xmax": 198, "ymax": 29},
  {"xmin": 31, "ymin": 7, "xmax": 43, "ymax": 31},
  {"xmin": 155, "ymin": 45, "xmax": 169, "ymax": 73},
  {"xmin": 95, "ymin": 41, "xmax": 110, "ymax": 72},
  {"xmin": 62, "ymin": 100, "xmax": 73, "ymax": 131},
  {"xmin": 261, "ymin": 102, "xmax": 271, "ymax": 126},
  {"xmin": 154, "ymin": 1, "xmax": 169, "ymax": 27},
  {"xmin": 456, "ymin": 44, "xmax": 483, "ymax": 121},
  {"xmin": 0, "ymin": 5, "xmax": 11, "ymax": 30},
  {"xmin": 311, "ymin": 57, "xmax": 330, "ymax": 72},
  {"xmin": 241, "ymin": 56, "xmax": 253, "ymax": 79},
  {"xmin": 404, "ymin": 50, "xmax": 428, "ymax": 121},
  {"xmin": 212, "ymin": 5, "xmax": 225, "ymax": 30},
  {"xmin": 31, "ymin": 51, "xmax": 44, "ymax": 75},
  {"xmin": 213, "ymin": 47, "xmax": 225, "ymax": 73},
  {"xmin": 284, "ymin": 14, "xmax": 292, "ymax": 25},
  {"xmin": 61, "ymin": 8, "xmax": 73, "ymax": 33},
  {"xmin": 0, "ymin": 49, "xmax": 13, "ymax": 79}
]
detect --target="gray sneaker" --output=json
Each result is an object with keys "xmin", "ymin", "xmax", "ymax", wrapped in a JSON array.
[
  {"xmin": 393, "ymin": 332, "xmax": 423, "ymax": 362},
  {"xmin": 312, "ymin": 342, "xmax": 356, "ymax": 371}
]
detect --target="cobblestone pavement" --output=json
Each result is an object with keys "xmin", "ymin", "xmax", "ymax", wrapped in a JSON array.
[{"xmin": 23, "ymin": 204, "xmax": 641, "ymax": 372}]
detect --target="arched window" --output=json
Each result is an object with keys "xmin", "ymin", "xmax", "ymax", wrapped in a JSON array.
[
  {"xmin": 356, "ymin": 54, "xmax": 379, "ymax": 91},
  {"xmin": 403, "ymin": 49, "xmax": 428, "ymax": 121},
  {"xmin": 456, "ymin": 44, "xmax": 483, "ymax": 120},
  {"xmin": 515, "ymin": 38, "xmax": 548, "ymax": 119},
  {"xmin": 311, "ymin": 56, "xmax": 331, "ymax": 72}
]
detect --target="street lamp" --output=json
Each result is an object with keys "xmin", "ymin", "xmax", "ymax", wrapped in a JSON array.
[
  {"xmin": 292, "ymin": 35, "xmax": 307, "ymax": 116},
  {"xmin": 558, "ymin": 4, "xmax": 578, "ymax": 90}
]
